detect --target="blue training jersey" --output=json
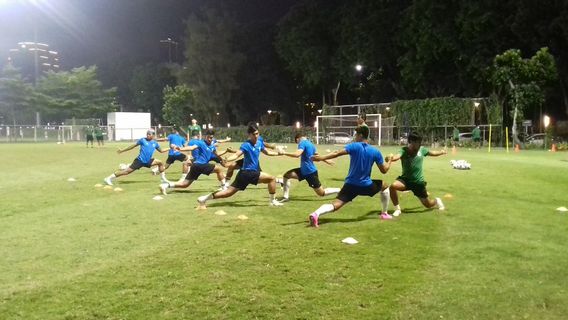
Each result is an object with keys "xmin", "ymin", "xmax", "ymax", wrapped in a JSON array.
[
  {"xmin": 240, "ymin": 138, "xmax": 264, "ymax": 171},
  {"xmin": 207, "ymin": 139, "xmax": 218, "ymax": 161},
  {"xmin": 344, "ymin": 142, "xmax": 384, "ymax": 187},
  {"xmin": 136, "ymin": 138, "xmax": 161, "ymax": 164},
  {"xmin": 167, "ymin": 133, "xmax": 186, "ymax": 156},
  {"xmin": 298, "ymin": 138, "xmax": 317, "ymax": 176},
  {"xmin": 189, "ymin": 139, "xmax": 213, "ymax": 165}
]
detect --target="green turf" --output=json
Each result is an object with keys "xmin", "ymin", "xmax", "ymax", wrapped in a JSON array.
[{"xmin": 1, "ymin": 142, "xmax": 568, "ymax": 319}]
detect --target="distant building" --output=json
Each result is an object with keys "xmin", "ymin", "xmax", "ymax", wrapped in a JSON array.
[
  {"xmin": 7, "ymin": 42, "xmax": 60, "ymax": 83},
  {"xmin": 159, "ymin": 38, "xmax": 179, "ymax": 64}
]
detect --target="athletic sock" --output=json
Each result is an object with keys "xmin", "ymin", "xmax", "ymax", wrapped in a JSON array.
[
  {"xmin": 314, "ymin": 203, "xmax": 334, "ymax": 217},
  {"xmin": 283, "ymin": 179, "xmax": 290, "ymax": 198},
  {"xmin": 323, "ymin": 187, "xmax": 340, "ymax": 195},
  {"xmin": 107, "ymin": 174, "xmax": 116, "ymax": 180},
  {"xmin": 220, "ymin": 178, "xmax": 226, "ymax": 187},
  {"xmin": 198, "ymin": 193, "xmax": 214, "ymax": 203},
  {"xmin": 269, "ymin": 193, "xmax": 276, "ymax": 202},
  {"xmin": 380, "ymin": 188, "xmax": 390, "ymax": 213},
  {"xmin": 395, "ymin": 204, "xmax": 401, "ymax": 211}
]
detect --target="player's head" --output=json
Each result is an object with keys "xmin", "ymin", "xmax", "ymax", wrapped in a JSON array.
[
  {"xmin": 357, "ymin": 112, "xmax": 366, "ymax": 125},
  {"xmin": 407, "ymin": 132, "xmax": 422, "ymax": 150},
  {"xmin": 294, "ymin": 132, "xmax": 305, "ymax": 143},
  {"xmin": 146, "ymin": 129, "xmax": 156, "ymax": 139},
  {"xmin": 204, "ymin": 128, "xmax": 215, "ymax": 144},
  {"xmin": 354, "ymin": 125, "xmax": 369, "ymax": 141},
  {"xmin": 191, "ymin": 119, "xmax": 197, "ymax": 125},
  {"xmin": 247, "ymin": 122, "xmax": 260, "ymax": 143}
]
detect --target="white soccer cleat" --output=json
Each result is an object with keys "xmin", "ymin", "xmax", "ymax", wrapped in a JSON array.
[
  {"xmin": 393, "ymin": 209, "xmax": 401, "ymax": 217},
  {"xmin": 436, "ymin": 197, "xmax": 445, "ymax": 211},
  {"xmin": 197, "ymin": 195, "xmax": 208, "ymax": 208},
  {"xmin": 270, "ymin": 200, "xmax": 284, "ymax": 206},
  {"xmin": 104, "ymin": 177, "xmax": 113, "ymax": 186},
  {"xmin": 159, "ymin": 183, "xmax": 169, "ymax": 195},
  {"xmin": 279, "ymin": 197, "xmax": 290, "ymax": 203}
]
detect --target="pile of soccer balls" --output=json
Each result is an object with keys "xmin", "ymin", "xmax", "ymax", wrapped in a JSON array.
[{"xmin": 450, "ymin": 159, "xmax": 471, "ymax": 170}]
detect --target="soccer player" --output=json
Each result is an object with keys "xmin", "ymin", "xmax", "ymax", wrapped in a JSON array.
[
  {"xmin": 205, "ymin": 136, "xmax": 234, "ymax": 164},
  {"xmin": 307, "ymin": 126, "xmax": 393, "ymax": 228},
  {"xmin": 196, "ymin": 123, "xmax": 285, "ymax": 208},
  {"xmin": 94, "ymin": 125, "xmax": 104, "ymax": 147},
  {"xmin": 158, "ymin": 127, "xmax": 189, "ymax": 182},
  {"xmin": 276, "ymin": 132, "xmax": 340, "ymax": 202},
  {"xmin": 388, "ymin": 132, "xmax": 446, "ymax": 217},
  {"xmin": 85, "ymin": 126, "xmax": 94, "ymax": 148},
  {"xmin": 187, "ymin": 119, "xmax": 202, "ymax": 140},
  {"xmin": 472, "ymin": 125, "xmax": 481, "ymax": 148},
  {"xmin": 104, "ymin": 129, "xmax": 167, "ymax": 186},
  {"xmin": 357, "ymin": 112, "xmax": 368, "ymax": 128},
  {"xmin": 223, "ymin": 133, "xmax": 275, "ymax": 185},
  {"xmin": 159, "ymin": 129, "xmax": 227, "ymax": 195}
]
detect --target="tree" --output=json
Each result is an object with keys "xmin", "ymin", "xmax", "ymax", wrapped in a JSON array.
[
  {"xmin": 129, "ymin": 63, "xmax": 176, "ymax": 124},
  {"xmin": 162, "ymin": 85, "xmax": 196, "ymax": 127},
  {"xmin": 490, "ymin": 48, "xmax": 557, "ymax": 144},
  {"xmin": 0, "ymin": 64, "xmax": 34, "ymax": 125},
  {"xmin": 178, "ymin": 7, "xmax": 245, "ymax": 125},
  {"xmin": 35, "ymin": 66, "xmax": 117, "ymax": 122}
]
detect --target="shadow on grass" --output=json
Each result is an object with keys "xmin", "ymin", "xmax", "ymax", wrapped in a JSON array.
[
  {"xmin": 203, "ymin": 200, "xmax": 266, "ymax": 208},
  {"xmin": 399, "ymin": 206, "xmax": 433, "ymax": 214}
]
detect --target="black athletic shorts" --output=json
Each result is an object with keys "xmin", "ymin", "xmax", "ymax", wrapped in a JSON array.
[
  {"xmin": 396, "ymin": 176, "xmax": 428, "ymax": 199},
  {"xmin": 291, "ymin": 168, "xmax": 321, "ymax": 189},
  {"xmin": 86, "ymin": 135, "xmax": 94, "ymax": 142},
  {"xmin": 130, "ymin": 158, "xmax": 154, "ymax": 170},
  {"xmin": 336, "ymin": 179, "xmax": 383, "ymax": 203},
  {"xmin": 96, "ymin": 135, "xmax": 103, "ymax": 141},
  {"xmin": 186, "ymin": 163, "xmax": 215, "ymax": 181},
  {"xmin": 166, "ymin": 153, "xmax": 188, "ymax": 164},
  {"xmin": 231, "ymin": 170, "xmax": 260, "ymax": 190}
]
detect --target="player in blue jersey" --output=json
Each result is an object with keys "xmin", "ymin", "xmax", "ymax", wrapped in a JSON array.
[
  {"xmin": 197, "ymin": 123, "xmax": 285, "ymax": 208},
  {"xmin": 156, "ymin": 127, "xmax": 190, "ymax": 182},
  {"xmin": 276, "ymin": 132, "xmax": 340, "ymax": 202},
  {"xmin": 205, "ymin": 136, "xmax": 235, "ymax": 164},
  {"xmin": 307, "ymin": 126, "xmax": 393, "ymax": 227},
  {"xmin": 104, "ymin": 129, "xmax": 167, "ymax": 186},
  {"xmin": 159, "ymin": 129, "xmax": 227, "ymax": 195},
  {"xmin": 223, "ymin": 134, "xmax": 275, "ymax": 187}
]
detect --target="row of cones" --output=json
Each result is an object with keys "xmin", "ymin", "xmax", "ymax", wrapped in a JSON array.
[{"xmin": 514, "ymin": 144, "xmax": 557, "ymax": 152}]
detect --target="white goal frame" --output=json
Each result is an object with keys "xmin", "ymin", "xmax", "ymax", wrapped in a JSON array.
[{"xmin": 316, "ymin": 113, "xmax": 382, "ymax": 146}]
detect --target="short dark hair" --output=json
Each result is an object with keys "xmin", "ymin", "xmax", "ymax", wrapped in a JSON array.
[
  {"xmin": 247, "ymin": 122, "xmax": 258, "ymax": 134},
  {"xmin": 355, "ymin": 125, "xmax": 369, "ymax": 139},
  {"xmin": 294, "ymin": 132, "xmax": 303, "ymax": 141},
  {"xmin": 408, "ymin": 132, "xmax": 422, "ymax": 144},
  {"xmin": 358, "ymin": 112, "xmax": 366, "ymax": 121}
]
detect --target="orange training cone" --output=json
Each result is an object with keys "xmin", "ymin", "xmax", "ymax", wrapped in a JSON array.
[
  {"xmin": 552, "ymin": 143, "xmax": 557, "ymax": 152},
  {"xmin": 514, "ymin": 144, "xmax": 520, "ymax": 152}
]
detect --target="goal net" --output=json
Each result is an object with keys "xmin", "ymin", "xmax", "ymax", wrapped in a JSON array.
[{"xmin": 316, "ymin": 113, "xmax": 384, "ymax": 145}]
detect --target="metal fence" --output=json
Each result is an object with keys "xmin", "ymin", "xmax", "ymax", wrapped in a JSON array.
[{"xmin": 0, "ymin": 125, "xmax": 175, "ymax": 143}]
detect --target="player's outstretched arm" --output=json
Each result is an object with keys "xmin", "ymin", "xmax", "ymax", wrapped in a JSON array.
[
  {"xmin": 117, "ymin": 143, "xmax": 137, "ymax": 154},
  {"xmin": 377, "ymin": 155, "xmax": 393, "ymax": 174},
  {"xmin": 225, "ymin": 150, "xmax": 243, "ymax": 162},
  {"xmin": 262, "ymin": 148, "xmax": 282, "ymax": 157},
  {"xmin": 387, "ymin": 153, "xmax": 402, "ymax": 162},
  {"xmin": 216, "ymin": 137, "xmax": 231, "ymax": 144},
  {"xmin": 311, "ymin": 149, "xmax": 348, "ymax": 162},
  {"xmin": 428, "ymin": 149, "xmax": 447, "ymax": 157},
  {"xmin": 263, "ymin": 141, "xmax": 276, "ymax": 150},
  {"xmin": 281, "ymin": 149, "xmax": 303, "ymax": 158},
  {"xmin": 178, "ymin": 145, "xmax": 198, "ymax": 152}
]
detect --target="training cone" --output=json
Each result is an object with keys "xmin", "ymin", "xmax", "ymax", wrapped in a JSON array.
[
  {"xmin": 552, "ymin": 143, "xmax": 557, "ymax": 152},
  {"xmin": 451, "ymin": 146, "xmax": 457, "ymax": 155},
  {"xmin": 514, "ymin": 144, "xmax": 520, "ymax": 153}
]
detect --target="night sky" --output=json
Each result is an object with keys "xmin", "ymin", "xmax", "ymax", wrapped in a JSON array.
[{"xmin": 0, "ymin": 0, "xmax": 300, "ymax": 69}]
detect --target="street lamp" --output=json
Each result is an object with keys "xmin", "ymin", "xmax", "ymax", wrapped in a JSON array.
[
  {"xmin": 474, "ymin": 102, "xmax": 480, "ymax": 108},
  {"xmin": 355, "ymin": 64, "xmax": 363, "ymax": 72}
]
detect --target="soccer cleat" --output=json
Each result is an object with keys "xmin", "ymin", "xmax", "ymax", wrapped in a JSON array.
[
  {"xmin": 309, "ymin": 213, "xmax": 319, "ymax": 228},
  {"xmin": 279, "ymin": 197, "xmax": 289, "ymax": 203},
  {"xmin": 392, "ymin": 209, "xmax": 402, "ymax": 217},
  {"xmin": 159, "ymin": 183, "xmax": 169, "ymax": 195},
  {"xmin": 436, "ymin": 197, "xmax": 445, "ymax": 211},
  {"xmin": 160, "ymin": 175, "xmax": 170, "ymax": 184},
  {"xmin": 104, "ymin": 177, "xmax": 113, "ymax": 186},
  {"xmin": 197, "ymin": 196, "xmax": 207, "ymax": 209},
  {"xmin": 270, "ymin": 200, "xmax": 284, "ymax": 206},
  {"xmin": 380, "ymin": 212, "xmax": 393, "ymax": 220}
]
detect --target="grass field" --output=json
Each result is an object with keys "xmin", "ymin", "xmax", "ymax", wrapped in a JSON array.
[{"xmin": 1, "ymin": 142, "xmax": 568, "ymax": 319}]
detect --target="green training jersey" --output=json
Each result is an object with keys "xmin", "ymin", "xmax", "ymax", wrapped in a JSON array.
[
  {"xmin": 94, "ymin": 127, "xmax": 103, "ymax": 137},
  {"xmin": 472, "ymin": 127, "xmax": 481, "ymax": 139},
  {"xmin": 399, "ymin": 146, "xmax": 429, "ymax": 183},
  {"xmin": 188, "ymin": 124, "xmax": 201, "ymax": 137},
  {"xmin": 453, "ymin": 128, "xmax": 459, "ymax": 139}
]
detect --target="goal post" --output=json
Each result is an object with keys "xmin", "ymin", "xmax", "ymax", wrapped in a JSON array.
[{"xmin": 316, "ymin": 113, "xmax": 383, "ymax": 146}]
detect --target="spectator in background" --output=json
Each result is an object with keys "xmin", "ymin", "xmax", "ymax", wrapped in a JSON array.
[
  {"xmin": 95, "ymin": 125, "xmax": 104, "ymax": 147},
  {"xmin": 452, "ymin": 126, "xmax": 460, "ymax": 147},
  {"xmin": 187, "ymin": 119, "xmax": 202, "ymax": 140},
  {"xmin": 85, "ymin": 126, "xmax": 94, "ymax": 148},
  {"xmin": 472, "ymin": 125, "xmax": 481, "ymax": 148}
]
